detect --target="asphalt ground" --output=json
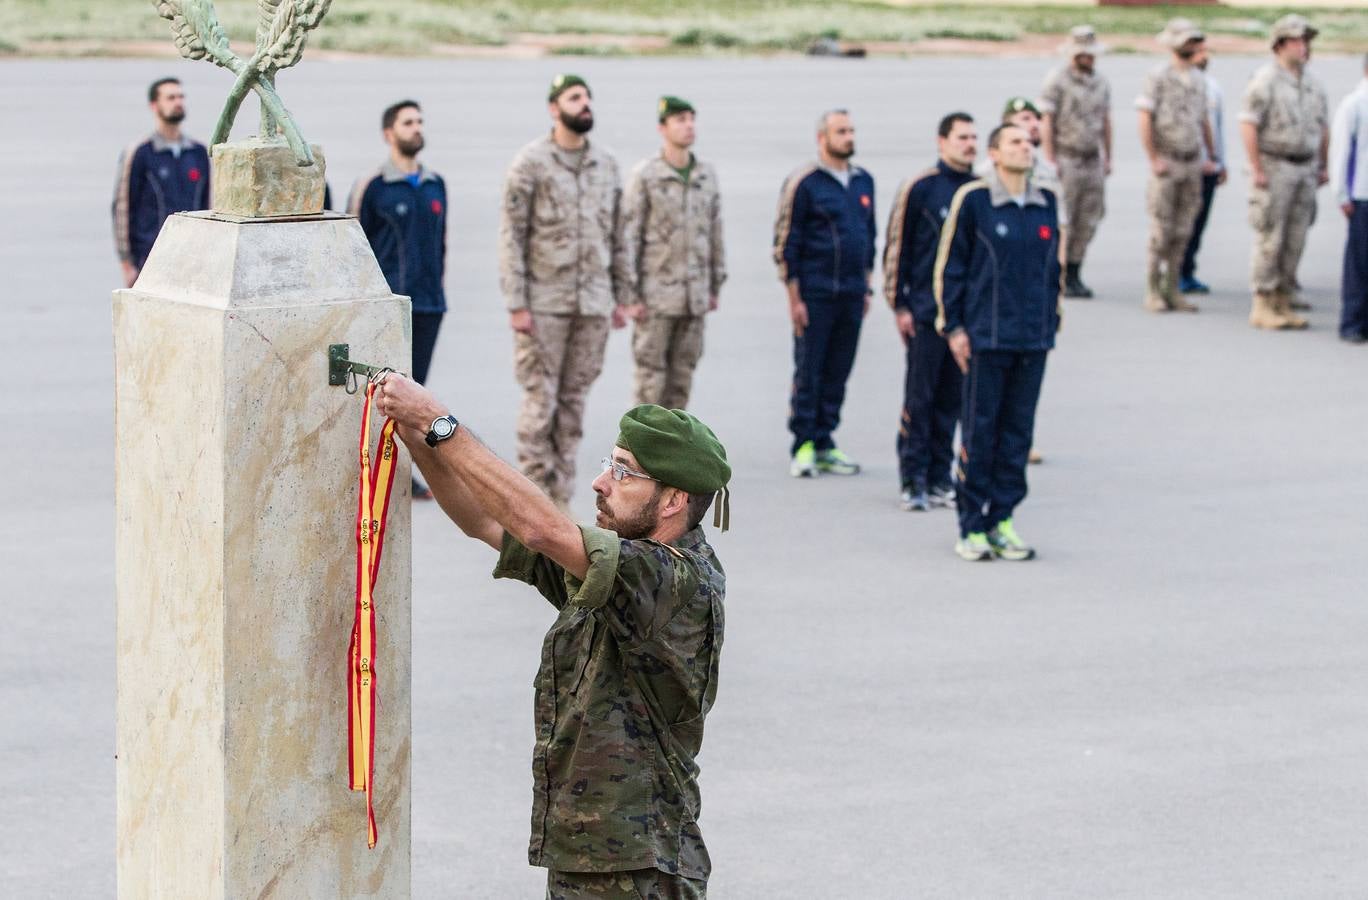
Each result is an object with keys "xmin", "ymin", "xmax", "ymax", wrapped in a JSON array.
[{"xmin": 3, "ymin": 55, "xmax": 1366, "ymax": 898}]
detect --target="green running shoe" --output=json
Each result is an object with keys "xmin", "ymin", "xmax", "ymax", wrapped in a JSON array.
[
  {"xmin": 815, "ymin": 447, "xmax": 861, "ymax": 475},
  {"xmin": 955, "ymin": 532, "xmax": 993, "ymax": 561},
  {"xmin": 790, "ymin": 441, "xmax": 817, "ymax": 478},
  {"xmin": 988, "ymin": 519, "xmax": 1036, "ymax": 561}
]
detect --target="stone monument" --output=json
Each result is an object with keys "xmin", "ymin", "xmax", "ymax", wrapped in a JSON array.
[{"xmin": 113, "ymin": 2, "xmax": 412, "ymax": 896}]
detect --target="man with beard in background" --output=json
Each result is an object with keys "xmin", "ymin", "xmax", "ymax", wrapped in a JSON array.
[
  {"xmin": 774, "ymin": 109, "xmax": 877, "ymax": 479},
  {"xmin": 111, "ymin": 77, "xmax": 210, "ymax": 288},
  {"xmin": 500, "ymin": 74, "xmax": 630, "ymax": 511},
  {"xmin": 350, "ymin": 99, "xmax": 449, "ymax": 500}
]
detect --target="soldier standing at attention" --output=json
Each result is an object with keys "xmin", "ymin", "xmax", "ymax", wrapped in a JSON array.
[
  {"xmin": 883, "ymin": 112, "xmax": 978, "ymax": 512},
  {"xmin": 1136, "ymin": 19, "xmax": 1217, "ymax": 314},
  {"xmin": 935, "ymin": 124, "xmax": 1063, "ymax": 562},
  {"xmin": 1179, "ymin": 40, "xmax": 1228, "ymax": 296},
  {"xmin": 1329, "ymin": 54, "xmax": 1368, "ymax": 344},
  {"xmin": 499, "ymin": 75, "xmax": 630, "ymax": 509},
  {"xmin": 373, "ymin": 369, "xmax": 729, "ymax": 900},
  {"xmin": 774, "ymin": 109, "xmax": 876, "ymax": 478},
  {"xmin": 112, "ymin": 77, "xmax": 210, "ymax": 288},
  {"xmin": 619, "ymin": 96, "xmax": 727, "ymax": 409},
  {"xmin": 1039, "ymin": 25, "xmax": 1112, "ymax": 300},
  {"xmin": 1239, "ymin": 15, "xmax": 1329, "ymax": 331},
  {"xmin": 349, "ymin": 100, "xmax": 449, "ymax": 501}
]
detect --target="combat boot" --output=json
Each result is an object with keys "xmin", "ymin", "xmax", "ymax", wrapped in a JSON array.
[
  {"xmin": 1163, "ymin": 264, "xmax": 1198, "ymax": 312},
  {"xmin": 1064, "ymin": 263, "xmax": 1094, "ymax": 299},
  {"xmin": 1273, "ymin": 292, "xmax": 1309, "ymax": 330},
  {"xmin": 1143, "ymin": 269, "xmax": 1169, "ymax": 313},
  {"xmin": 1249, "ymin": 292, "xmax": 1293, "ymax": 330}
]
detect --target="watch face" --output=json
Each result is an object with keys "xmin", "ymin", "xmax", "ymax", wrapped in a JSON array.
[{"xmin": 433, "ymin": 417, "xmax": 455, "ymax": 438}]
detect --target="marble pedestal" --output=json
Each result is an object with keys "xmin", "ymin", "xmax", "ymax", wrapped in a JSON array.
[{"xmin": 113, "ymin": 211, "xmax": 412, "ymax": 898}]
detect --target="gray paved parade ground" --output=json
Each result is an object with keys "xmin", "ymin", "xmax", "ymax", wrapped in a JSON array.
[{"xmin": 4, "ymin": 55, "xmax": 1367, "ymax": 897}]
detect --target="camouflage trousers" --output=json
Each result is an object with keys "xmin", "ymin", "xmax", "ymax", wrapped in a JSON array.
[
  {"xmin": 1248, "ymin": 155, "xmax": 1318, "ymax": 295},
  {"xmin": 1145, "ymin": 157, "xmax": 1203, "ymax": 304},
  {"xmin": 1057, "ymin": 150, "xmax": 1106, "ymax": 265},
  {"xmin": 547, "ymin": 868, "xmax": 707, "ymax": 900},
  {"xmin": 514, "ymin": 313, "xmax": 610, "ymax": 504},
  {"xmin": 632, "ymin": 314, "xmax": 706, "ymax": 410}
]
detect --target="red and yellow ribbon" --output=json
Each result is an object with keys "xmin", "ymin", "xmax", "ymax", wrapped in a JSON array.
[{"xmin": 348, "ymin": 381, "xmax": 397, "ymax": 848}]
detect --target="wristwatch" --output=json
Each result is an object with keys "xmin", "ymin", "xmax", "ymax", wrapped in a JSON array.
[{"xmin": 425, "ymin": 414, "xmax": 459, "ymax": 447}]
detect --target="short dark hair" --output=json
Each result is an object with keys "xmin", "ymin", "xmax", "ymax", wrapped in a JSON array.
[
  {"xmin": 382, "ymin": 100, "xmax": 421, "ymax": 131},
  {"xmin": 148, "ymin": 77, "xmax": 180, "ymax": 104},
  {"xmin": 988, "ymin": 123, "xmax": 1019, "ymax": 150},
  {"xmin": 938, "ymin": 112, "xmax": 973, "ymax": 139},
  {"xmin": 686, "ymin": 491, "xmax": 715, "ymax": 530}
]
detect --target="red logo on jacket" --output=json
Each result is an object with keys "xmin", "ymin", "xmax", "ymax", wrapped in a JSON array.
[
  {"xmin": 188, "ymin": 168, "xmax": 201, "ymax": 182},
  {"xmin": 1038, "ymin": 225, "xmax": 1052, "ymax": 240},
  {"xmin": 430, "ymin": 199, "xmax": 443, "ymax": 215},
  {"xmin": 860, "ymin": 195, "xmax": 871, "ymax": 208}
]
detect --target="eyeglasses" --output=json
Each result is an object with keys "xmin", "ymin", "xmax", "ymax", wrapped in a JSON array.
[{"xmin": 601, "ymin": 456, "xmax": 658, "ymax": 483}]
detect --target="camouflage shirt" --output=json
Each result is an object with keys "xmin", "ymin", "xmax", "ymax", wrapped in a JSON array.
[
  {"xmin": 619, "ymin": 153, "xmax": 728, "ymax": 316},
  {"xmin": 1239, "ymin": 62, "xmax": 1329, "ymax": 160},
  {"xmin": 1039, "ymin": 64, "xmax": 1111, "ymax": 156},
  {"xmin": 498, "ymin": 134, "xmax": 631, "ymax": 315},
  {"xmin": 1135, "ymin": 62, "xmax": 1208, "ymax": 159},
  {"xmin": 493, "ymin": 524, "xmax": 726, "ymax": 878}
]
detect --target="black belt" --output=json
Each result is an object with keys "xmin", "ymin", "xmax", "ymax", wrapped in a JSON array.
[
  {"xmin": 1162, "ymin": 150, "xmax": 1200, "ymax": 163},
  {"xmin": 1263, "ymin": 150, "xmax": 1315, "ymax": 164}
]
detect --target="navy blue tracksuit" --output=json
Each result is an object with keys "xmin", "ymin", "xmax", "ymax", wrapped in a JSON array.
[
  {"xmin": 774, "ymin": 164, "xmax": 876, "ymax": 454},
  {"xmin": 112, "ymin": 134, "xmax": 211, "ymax": 270},
  {"xmin": 1342, "ymin": 201, "xmax": 1368, "ymax": 340},
  {"xmin": 935, "ymin": 170, "xmax": 1062, "ymax": 537},
  {"xmin": 884, "ymin": 160, "xmax": 976, "ymax": 490},
  {"xmin": 350, "ymin": 162, "xmax": 448, "ymax": 384}
]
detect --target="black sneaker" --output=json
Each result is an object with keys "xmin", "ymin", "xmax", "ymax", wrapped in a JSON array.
[
  {"xmin": 928, "ymin": 483, "xmax": 956, "ymax": 508},
  {"xmin": 1341, "ymin": 332, "xmax": 1367, "ymax": 345}
]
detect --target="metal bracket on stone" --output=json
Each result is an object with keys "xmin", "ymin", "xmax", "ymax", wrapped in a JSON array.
[{"xmin": 329, "ymin": 343, "xmax": 391, "ymax": 392}]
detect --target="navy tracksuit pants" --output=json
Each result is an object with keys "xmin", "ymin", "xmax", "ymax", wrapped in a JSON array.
[
  {"xmin": 789, "ymin": 296, "xmax": 863, "ymax": 455},
  {"xmin": 1341, "ymin": 200, "xmax": 1368, "ymax": 340},
  {"xmin": 956, "ymin": 349, "xmax": 1048, "ymax": 537},
  {"xmin": 412, "ymin": 311, "xmax": 444, "ymax": 385},
  {"xmin": 897, "ymin": 325, "xmax": 961, "ymax": 489},
  {"xmin": 1181, "ymin": 172, "xmax": 1220, "ymax": 281}
]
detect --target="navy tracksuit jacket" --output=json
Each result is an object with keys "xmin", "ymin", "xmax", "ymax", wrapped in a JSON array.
[
  {"xmin": 112, "ymin": 135, "xmax": 211, "ymax": 270},
  {"xmin": 935, "ymin": 170, "xmax": 1062, "ymax": 536},
  {"xmin": 773, "ymin": 164, "xmax": 876, "ymax": 454},
  {"xmin": 350, "ymin": 162, "xmax": 448, "ymax": 383},
  {"xmin": 883, "ymin": 160, "xmax": 976, "ymax": 489}
]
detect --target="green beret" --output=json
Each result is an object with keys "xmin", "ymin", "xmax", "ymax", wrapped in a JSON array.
[
  {"xmin": 616, "ymin": 405, "xmax": 730, "ymax": 495},
  {"xmin": 548, "ymin": 73, "xmax": 590, "ymax": 102},
  {"xmin": 1002, "ymin": 96, "xmax": 1040, "ymax": 120},
  {"xmin": 658, "ymin": 95, "xmax": 695, "ymax": 123}
]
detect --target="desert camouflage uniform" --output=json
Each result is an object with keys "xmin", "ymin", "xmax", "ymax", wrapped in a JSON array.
[
  {"xmin": 1040, "ymin": 64, "xmax": 1111, "ymax": 265},
  {"xmin": 493, "ymin": 524, "xmax": 725, "ymax": 893},
  {"xmin": 1240, "ymin": 62, "xmax": 1328, "ymax": 298},
  {"xmin": 1136, "ymin": 62, "xmax": 1208, "ymax": 309},
  {"xmin": 499, "ymin": 134, "xmax": 629, "ymax": 503},
  {"xmin": 619, "ymin": 153, "xmax": 727, "ymax": 409}
]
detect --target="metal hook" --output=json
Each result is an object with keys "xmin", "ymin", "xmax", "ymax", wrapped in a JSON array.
[{"xmin": 345, "ymin": 367, "xmax": 361, "ymax": 395}]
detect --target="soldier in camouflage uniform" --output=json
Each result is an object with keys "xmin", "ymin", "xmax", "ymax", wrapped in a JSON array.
[
  {"xmin": 499, "ymin": 74, "xmax": 631, "ymax": 507},
  {"xmin": 619, "ymin": 96, "xmax": 727, "ymax": 410},
  {"xmin": 1039, "ymin": 25, "xmax": 1113, "ymax": 299},
  {"xmin": 1239, "ymin": 15, "xmax": 1329, "ymax": 331},
  {"xmin": 1136, "ymin": 19, "xmax": 1218, "ymax": 313},
  {"xmin": 372, "ymin": 376, "xmax": 731, "ymax": 900}
]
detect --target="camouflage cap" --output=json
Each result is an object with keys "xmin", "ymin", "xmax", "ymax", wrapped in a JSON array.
[
  {"xmin": 1002, "ymin": 96, "xmax": 1041, "ymax": 121},
  {"xmin": 548, "ymin": 73, "xmax": 590, "ymax": 102},
  {"xmin": 658, "ymin": 95, "xmax": 695, "ymax": 123},
  {"xmin": 616, "ymin": 405, "xmax": 730, "ymax": 495},
  {"xmin": 1270, "ymin": 14, "xmax": 1317, "ymax": 48},
  {"xmin": 1157, "ymin": 18, "xmax": 1205, "ymax": 51},
  {"xmin": 1060, "ymin": 24, "xmax": 1106, "ymax": 57}
]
